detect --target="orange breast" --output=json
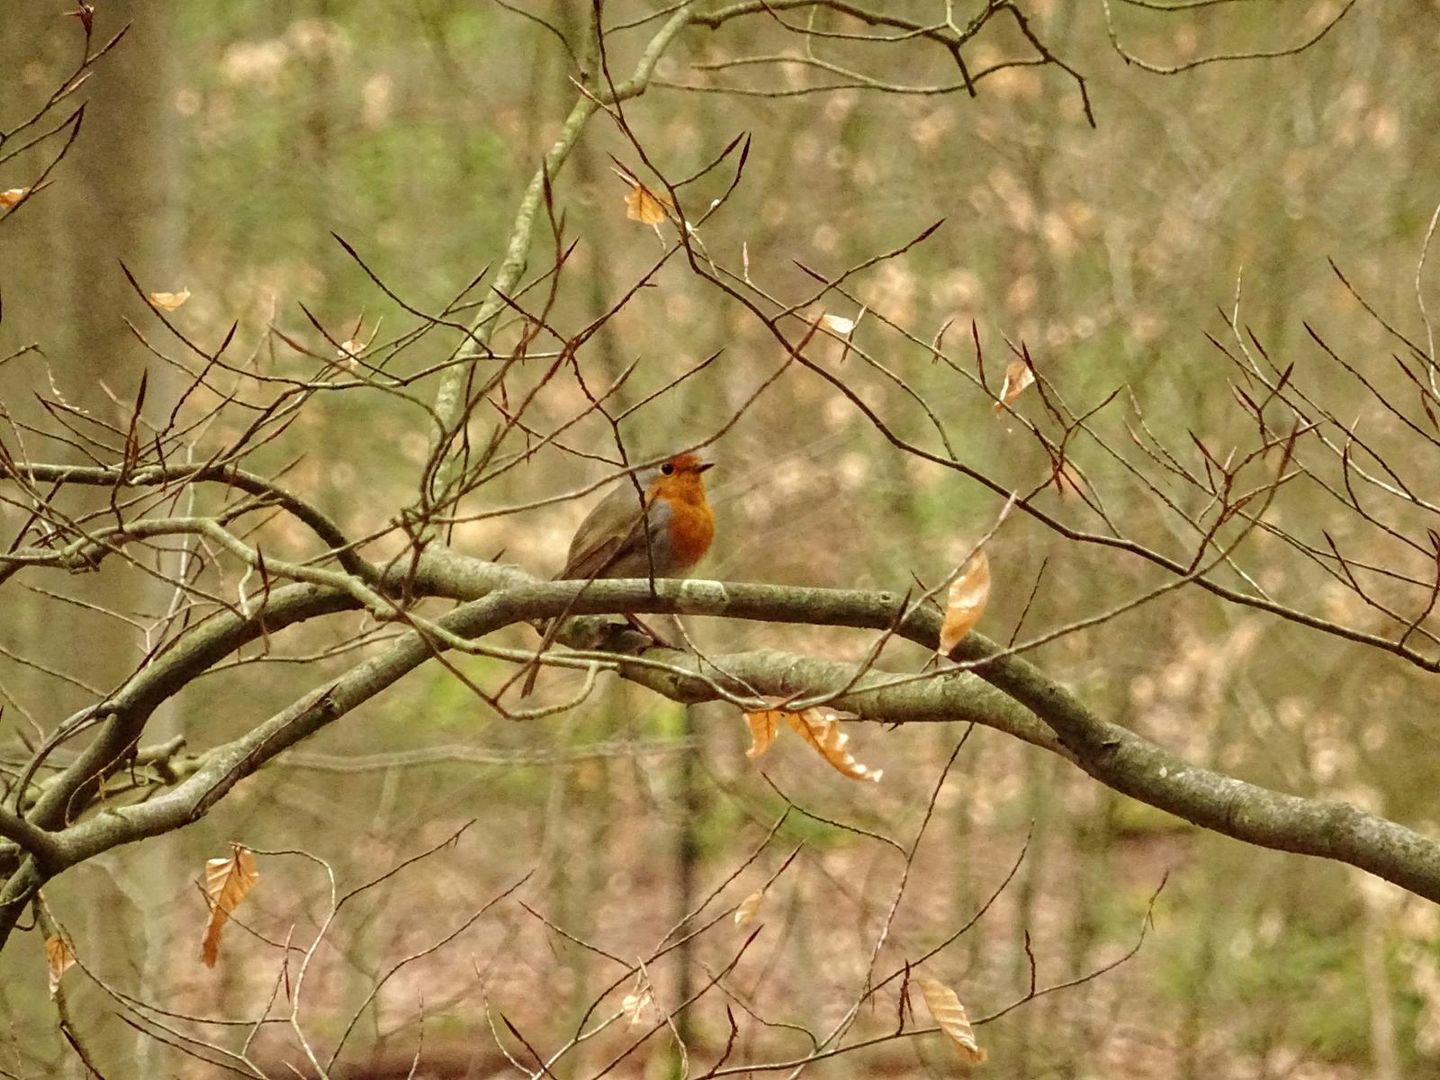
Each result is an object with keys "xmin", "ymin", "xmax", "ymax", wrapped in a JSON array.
[{"xmin": 664, "ymin": 497, "xmax": 715, "ymax": 570}]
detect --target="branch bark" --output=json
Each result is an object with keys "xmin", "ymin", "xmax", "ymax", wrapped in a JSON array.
[{"xmin": 5, "ymin": 548, "xmax": 1439, "ymax": 959}]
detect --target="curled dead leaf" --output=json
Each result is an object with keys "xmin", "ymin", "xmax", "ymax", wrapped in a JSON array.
[
  {"xmin": 624, "ymin": 182, "xmax": 671, "ymax": 226},
  {"xmin": 0, "ymin": 187, "xmax": 32, "ymax": 210},
  {"xmin": 621, "ymin": 983, "xmax": 654, "ymax": 1026},
  {"xmin": 744, "ymin": 709, "xmax": 780, "ymax": 760},
  {"xmin": 785, "ymin": 708, "xmax": 882, "ymax": 782},
  {"xmin": 917, "ymin": 976, "xmax": 987, "ymax": 1066},
  {"xmin": 734, "ymin": 889, "xmax": 765, "ymax": 927},
  {"xmin": 938, "ymin": 549, "xmax": 990, "ymax": 657},
  {"xmin": 46, "ymin": 934, "xmax": 75, "ymax": 998},
  {"xmin": 821, "ymin": 313, "xmax": 856, "ymax": 335},
  {"xmin": 200, "ymin": 844, "xmax": 259, "ymax": 968},
  {"xmin": 336, "ymin": 340, "xmax": 364, "ymax": 368},
  {"xmin": 149, "ymin": 288, "xmax": 191, "ymax": 312},
  {"xmin": 741, "ymin": 706, "xmax": 880, "ymax": 781},
  {"xmin": 993, "ymin": 358, "xmax": 1035, "ymax": 414},
  {"xmin": 336, "ymin": 314, "xmax": 379, "ymax": 368}
]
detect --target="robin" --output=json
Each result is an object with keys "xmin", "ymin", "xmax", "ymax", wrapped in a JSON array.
[{"xmin": 520, "ymin": 451, "xmax": 716, "ymax": 695}]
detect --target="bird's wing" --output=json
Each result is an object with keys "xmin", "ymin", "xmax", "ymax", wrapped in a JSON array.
[{"xmin": 556, "ymin": 483, "xmax": 652, "ymax": 580}]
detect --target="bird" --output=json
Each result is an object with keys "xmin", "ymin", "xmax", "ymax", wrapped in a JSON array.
[{"xmin": 520, "ymin": 451, "xmax": 716, "ymax": 695}]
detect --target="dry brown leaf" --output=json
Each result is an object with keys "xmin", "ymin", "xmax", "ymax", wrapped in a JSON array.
[
  {"xmin": 734, "ymin": 888, "xmax": 765, "ymax": 927},
  {"xmin": 336, "ymin": 314, "xmax": 378, "ymax": 367},
  {"xmin": 917, "ymin": 976, "xmax": 987, "ymax": 1066},
  {"xmin": 621, "ymin": 984, "xmax": 654, "ymax": 1026},
  {"xmin": 821, "ymin": 313, "xmax": 856, "ymax": 335},
  {"xmin": 938, "ymin": 549, "xmax": 990, "ymax": 657},
  {"xmin": 200, "ymin": 844, "xmax": 259, "ymax": 968},
  {"xmin": 149, "ymin": 287, "xmax": 191, "ymax": 312},
  {"xmin": 0, "ymin": 187, "xmax": 31, "ymax": 210},
  {"xmin": 993, "ymin": 358, "xmax": 1035, "ymax": 414},
  {"xmin": 742, "ymin": 706, "xmax": 880, "ymax": 781},
  {"xmin": 336, "ymin": 338, "xmax": 365, "ymax": 367},
  {"xmin": 785, "ymin": 708, "xmax": 882, "ymax": 782},
  {"xmin": 744, "ymin": 709, "xmax": 780, "ymax": 760},
  {"xmin": 46, "ymin": 934, "xmax": 74, "ymax": 998},
  {"xmin": 624, "ymin": 182, "xmax": 671, "ymax": 225}
]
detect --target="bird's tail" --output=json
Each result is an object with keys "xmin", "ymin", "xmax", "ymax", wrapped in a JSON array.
[{"xmin": 518, "ymin": 616, "xmax": 558, "ymax": 697}]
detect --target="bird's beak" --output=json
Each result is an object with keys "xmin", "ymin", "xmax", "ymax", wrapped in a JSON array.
[{"xmin": 696, "ymin": 461, "xmax": 715, "ymax": 474}]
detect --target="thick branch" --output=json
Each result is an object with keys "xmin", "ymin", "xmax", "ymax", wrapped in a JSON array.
[
  {"xmin": 6, "ymin": 551, "xmax": 1440, "ymax": 935},
  {"xmin": 22, "ymin": 583, "xmax": 357, "ymax": 831},
  {"xmin": 0, "ymin": 807, "xmax": 63, "ymax": 869},
  {"xmin": 952, "ymin": 634, "xmax": 1440, "ymax": 903}
]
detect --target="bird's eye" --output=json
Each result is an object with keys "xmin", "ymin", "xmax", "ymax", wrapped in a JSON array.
[{"xmin": 660, "ymin": 462, "xmax": 675, "ymax": 475}]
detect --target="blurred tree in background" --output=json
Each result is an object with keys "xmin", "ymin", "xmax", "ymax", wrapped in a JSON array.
[{"xmin": 3, "ymin": 2, "xmax": 1440, "ymax": 1077}]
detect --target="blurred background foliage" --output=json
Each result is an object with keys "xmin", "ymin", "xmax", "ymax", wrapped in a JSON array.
[{"xmin": 2, "ymin": 1, "xmax": 1440, "ymax": 1077}]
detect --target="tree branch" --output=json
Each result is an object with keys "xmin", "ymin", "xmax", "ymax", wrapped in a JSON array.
[{"xmin": 5, "ymin": 549, "xmax": 1440, "ymax": 961}]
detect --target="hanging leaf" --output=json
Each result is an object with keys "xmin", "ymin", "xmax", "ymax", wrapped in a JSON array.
[
  {"xmin": 0, "ymin": 187, "xmax": 31, "ymax": 210},
  {"xmin": 741, "ymin": 706, "xmax": 880, "ymax": 781},
  {"xmin": 785, "ymin": 709, "xmax": 882, "ymax": 782},
  {"xmin": 335, "ymin": 313, "xmax": 379, "ymax": 368},
  {"xmin": 743, "ymin": 709, "xmax": 780, "ymax": 760},
  {"xmin": 917, "ymin": 976, "xmax": 987, "ymax": 1065},
  {"xmin": 993, "ymin": 358, "xmax": 1035, "ymax": 414},
  {"xmin": 938, "ymin": 549, "xmax": 991, "ymax": 657},
  {"xmin": 624, "ymin": 182, "xmax": 671, "ymax": 226},
  {"xmin": 734, "ymin": 889, "xmax": 765, "ymax": 927},
  {"xmin": 148, "ymin": 288, "xmax": 191, "ymax": 312},
  {"xmin": 200, "ymin": 844, "xmax": 259, "ymax": 968},
  {"xmin": 621, "ymin": 982, "xmax": 654, "ymax": 1026},
  {"xmin": 46, "ymin": 934, "xmax": 75, "ymax": 998}
]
